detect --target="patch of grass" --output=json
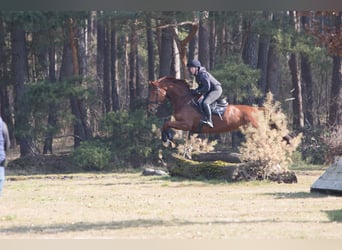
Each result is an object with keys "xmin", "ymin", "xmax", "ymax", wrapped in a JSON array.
[
  {"xmin": 1, "ymin": 215, "xmax": 17, "ymax": 221},
  {"xmin": 290, "ymin": 151, "xmax": 327, "ymax": 171},
  {"xmin": 325, "ymin": 210, "xmax": 342, "ymax": 222}
]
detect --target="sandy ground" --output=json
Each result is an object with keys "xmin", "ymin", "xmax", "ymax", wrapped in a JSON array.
[{"xmin": 1, "ymin": 170, "xmax": 342, "ymax": 239}]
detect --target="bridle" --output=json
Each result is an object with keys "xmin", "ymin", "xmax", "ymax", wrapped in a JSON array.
[
  {"xmin": 148, "ymin": 86, "xmax": 167, "ymax": 113},
  {"xmin": 149, "ymin": 86, "xmax": 167, "ymax": 104},
  {"xmin": 148, "ymin": 81, "xmax": 194, "ymax": 114}
]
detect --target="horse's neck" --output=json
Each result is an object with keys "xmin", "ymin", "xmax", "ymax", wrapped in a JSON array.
[{"xmin": 166, "ymin": 84, "xmax": 191, "ymax": 111}]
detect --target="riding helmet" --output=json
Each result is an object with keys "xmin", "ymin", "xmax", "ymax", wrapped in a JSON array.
[{"xmin": 187, "ymin": 59, "xmax": 201, "ymax": 68}]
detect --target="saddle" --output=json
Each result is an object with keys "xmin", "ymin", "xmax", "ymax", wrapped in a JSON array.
[{"xmin": 192, "ymin": 96, "xmax": 228, "ymax": 120}]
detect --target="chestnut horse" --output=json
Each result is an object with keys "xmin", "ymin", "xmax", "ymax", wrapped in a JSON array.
[{"xmin": 147, "ymin": 76, "xmax": 261, "ymax": 142}]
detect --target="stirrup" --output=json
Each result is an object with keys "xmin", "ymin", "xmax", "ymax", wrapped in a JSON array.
[{"xmin": 201, "ymin": 119, "xmax": 213, "ymax": 128}]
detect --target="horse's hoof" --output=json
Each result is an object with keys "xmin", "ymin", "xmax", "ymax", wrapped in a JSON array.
[
  {"xmin": 161, "ymin": 131, "xmax": 168, "ymax": 142},
  {"xmin": 166, "ymin": 130, "xmax": 173, "ymax": 141}
]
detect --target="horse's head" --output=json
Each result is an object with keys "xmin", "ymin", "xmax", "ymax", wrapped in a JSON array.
[{"xmin": 147, "ymin": 79, "xmax": 167, "ymax": 114}]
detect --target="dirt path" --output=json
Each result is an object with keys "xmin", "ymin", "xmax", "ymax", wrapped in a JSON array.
[{"xmin": 1, "ymin": 170, "xmax": 342, "ymax": 239}]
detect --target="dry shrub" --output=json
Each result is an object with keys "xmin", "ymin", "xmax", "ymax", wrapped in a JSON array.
[
  {"xmin": 323, "ymin": 125, "xmax": 342, "ymax": 162},
  {"xmin": 238, "ymin": 92, "xmax": 302, "ymax": 179},
  {"xmin": 177, "ymin": 133, "xmax": 217, "ymax": 159}
]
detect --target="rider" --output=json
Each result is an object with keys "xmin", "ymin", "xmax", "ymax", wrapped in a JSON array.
[{"xmin": 187, "ymin": 59, "xmax": 222, "ymax": 128}]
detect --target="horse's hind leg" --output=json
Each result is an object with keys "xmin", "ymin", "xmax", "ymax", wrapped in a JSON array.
[{"xmin": 161, "ymin": 129, "xmax": 174, "ymax": 142}]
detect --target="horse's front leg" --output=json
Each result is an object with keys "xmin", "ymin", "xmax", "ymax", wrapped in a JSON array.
[{"xmin": 161, "ymin": 119, "xmax": 192, "ymax": 142}]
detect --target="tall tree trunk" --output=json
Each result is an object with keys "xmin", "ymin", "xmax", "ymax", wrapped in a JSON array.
[
  {"xmin": 0, "ymin": 17, "xmax": 13, "ymax": 146},
  {"xmin": 300, "ymin": 15, "xmax": 314, "ymax": 127},
  {"xmin": 300, "ymin": 52, "xmax": 314, "ymax": 126},
  {"xmin": 96, "ymin": 11, "xmax": 105, "ymax": 113},
  {"xmin": 136, "ymin": 45, "xmax": 145, "ymax": 100},
  {"xmin": 111, "ymin": 17, "xmax": 120, "ymax": 111},
  {"xmin": 68, "ymin": 18, "xmax": 91, "ymax": 147},
  {"xmin": 158, "ymin": 18, "xmax": 173, "ymax": 77},
  {"xmin": 43, "ymin": 44, "xmax": 57, "ymax": 154},
  {"xmin": 171, "ymin": 23, "xmax": 181, "ymax": 79},
  {"xmin": 188, "ymin": 12, "xmax": 199, "ymax": 68},
  {"xmin": 266, "ymin": 37, "xmax": 280, "ymax": 99},
  {"xmin": 157, "ymin": 13, "xmax": 174, "ymax": 117},
  {"xmin": 11, "ymin": 22, "xmax": 32, "ymax": 156},
  {"xmin": 256, "ymin": 11, "xmax": 272, "ymax": 105},
  {"xmin": 242, "ymin": 29, "xmax": 259, "ymax": 68},
  {"xmin": 103, "ymin": 19, "xmax": 111, "ymax": 113},
  {"xmin": 242, "ymin": 17, "xmax": 259, "ymax": 105},
  {"xmin": 328, "ymin": 12, "xmax": 342, "ymax": 126},
  {"xmin": 209, "ymin": 12, "xmax": 216, "ymax": 69},
  {"xmin": 329, "ymin": 55, "xmax": 342, "ymax": 126},
  {"xmin": 118, "ymin": 32, "xmax": 129, "ymax": 110},
  {"xmin": 129, "ymin": 19, "xmax": 138, "ymax": 109},
  {"xmin": 288, "ymin": 11, "xmax": 304, "ymax": 130},
  {"xmin": 146, "ymin": 16, "xmax": 155, "ymax": 81},
  {"xmin": 198, "ymin": 11, "xmax": 210, "ymax": 69},
  {"xmin": 168, "ymin": 21, "xmax": 198, "ymax": 79},
  {"xmin": 289, "ymin": 53, "xmax": 304, "ymax": 130}
]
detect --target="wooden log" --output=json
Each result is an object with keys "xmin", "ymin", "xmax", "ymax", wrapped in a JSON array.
[
  {"xmin": 167, "ymin": 154, "xmax": 298, "ymax": 183},
  {"xmin": 192, "ymin": 151, "xmax": 241, "ymax": 163},
  {"xmin": 168, "ymin": 154, "xmax": 244, "ymax": 181}
]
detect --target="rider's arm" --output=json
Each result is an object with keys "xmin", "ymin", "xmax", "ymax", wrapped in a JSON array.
[{"xmin": 195, "ymin": 73, "xmax": 211, "ymax": 95}]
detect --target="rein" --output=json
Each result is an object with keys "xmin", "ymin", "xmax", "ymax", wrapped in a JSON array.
[
  {"xmin": 149, "ymin": 80, "xmax": 194, "ymax": 107},
  {"xmin": 148, "ymin": 86, "xmax": 167, "ymax": 106}
]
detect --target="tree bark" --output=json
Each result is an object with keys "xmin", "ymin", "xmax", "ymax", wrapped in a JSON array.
[
  {"xmin": 96, "ymin": 11, "xmax": 105, "ymax": 113},
  {"xmin": 111, "ymin": 17, "xmax": 120, "ymax": 111},
  {"xmin": 242, "ymin": 27, "xmax": 259, "ymax": 69},
  {"xmin": 11, "ymin": 22, "xmax": 32, "ymax": 156},
  {"xmin": 174, "ymin": 23, "xmax": 198, "ymax": 79},
  {"xmin": 266, "ymin": 38, "xmax": 280, "ymax": 99},
  {"xmin": 0, "ymin": 17, "xmax": 13, "ymax": 146},
  {"xmin": 256, "ymin": 11, "xmax": 272, "ymax": 105},
  {"xmin": 300, "ymin": 15, "xmax": 314, "ymax": 127},
  {"xmin": 68, "ymin": 18, "xmax": 91, "ymax": 147},
  {"xmin": 329, "ymin": 55, "xmax": 342, "ymax": 126},
  {"xmin": 146, "ymin": 16, "xmax": 155, "ymax": 81},
  {"xmin": 328, "ymin": 12, "xmax": 342, "ymax": 126},
  {"xmin": 43, "ymin": 44, "xmax": 57, "ymax": 154},
  {"xmin": 103, "ymin": 18, "xmax": 111, "ymax": 113},
  {"xmin": 289, "ymin": 53, "xmax": 305, "ymax": 130},
  {"xmin": 242, "ymin": 16, "xmax": 259, "ymax": 105},
  {"xmin": 188, "ymin": 12, "xmax": 199, "ymax": 69},
  {"xmin": 198, "ymin": 11, "xmax": 210, "ymax": 69},
  {"xmin": 158, "ymin": 14, "xmax": 173, "ymax": 78},
  {"xmin": 300, "ymin": 52, "xmax": 314, "ymax": 126},
  {"xmin": 129, "ymin": 19, "xmax": 138, "ymax": 109},
  {"xmin": 288, "ymin": 11, "xmax": 304, "ymax": 130}
]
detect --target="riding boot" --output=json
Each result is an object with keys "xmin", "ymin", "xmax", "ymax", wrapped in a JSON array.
[{"xmin": 201, "ymin": 103, "xmax": 213, "ymax": 128}]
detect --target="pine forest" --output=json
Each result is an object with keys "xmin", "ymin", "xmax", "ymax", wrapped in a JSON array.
[{"xmin": 0, "ymin": 11, "xmax": 341, "ymax": 170}]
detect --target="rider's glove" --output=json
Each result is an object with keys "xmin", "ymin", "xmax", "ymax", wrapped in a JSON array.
[{"xmin": 191, "ymin": 89, "xmax": 200, "ymax": 95}]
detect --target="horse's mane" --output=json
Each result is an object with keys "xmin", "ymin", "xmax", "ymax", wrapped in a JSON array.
[{"xmin": 158, "ymin": 76, "xmax": 191, "ymax": 89}]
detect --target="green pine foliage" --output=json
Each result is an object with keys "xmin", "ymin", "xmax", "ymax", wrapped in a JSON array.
[
  {"xmin": 210, "ymin": 56, "xmax": 261, "ymax": 102},
  {"xmin": 238, "ymin": 92, "xmax": 302, "ymax": 178},
  {"xmin": 99, "ymin": 109, "xmax": 161, "ymax": 168},
  {"xmin": 72, "ymin": 140, "xmax": 111, "ymax": 171}
]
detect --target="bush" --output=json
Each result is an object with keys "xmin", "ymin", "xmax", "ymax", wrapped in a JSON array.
[
  {"xmin": 238, "ymin": 92, "xmax": 302, "ymax": 179},
  {"xmin": 72, "ymin": 140, "xmax": 111, "ymax": 171},
  {"xmin": 299, "ymin": 126, "xmax": 329, "ymax": 164},
  {"xmin": 100, "ymin": 109, "xmax": 161, "ymax": 167},
  {"xmin": 322, "ymin": 125, "xmax": 342, "ymax": 162}
]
